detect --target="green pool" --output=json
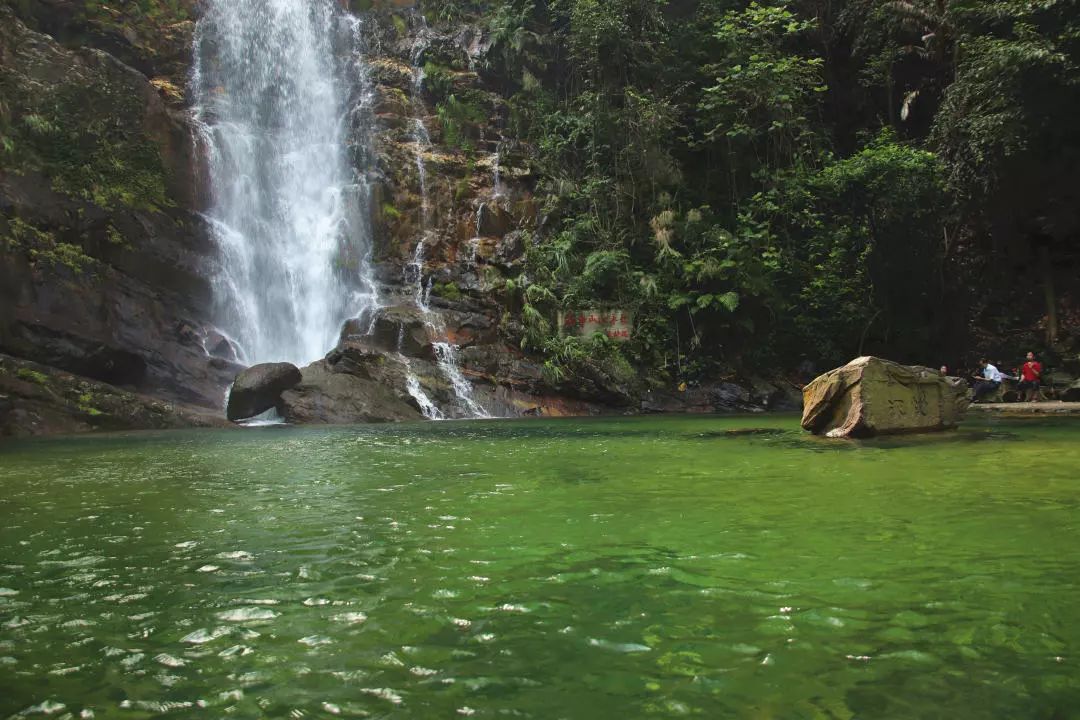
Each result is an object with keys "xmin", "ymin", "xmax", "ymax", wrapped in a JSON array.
[{"xmin": 1, "ymin": 415, "xmax": 1078, "ymax": 718}]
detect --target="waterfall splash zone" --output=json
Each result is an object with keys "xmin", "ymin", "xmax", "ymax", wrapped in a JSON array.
[{"xmin": 192, "ymin": 0, "xmax": 379, "ymax": 367}]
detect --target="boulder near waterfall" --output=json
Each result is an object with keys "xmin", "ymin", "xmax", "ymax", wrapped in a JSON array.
[
  {"xmin": 802, "ymin": 357, "xmax": 971, "ymax": 438},
  {"xmin": 226, "ymin": 363, "xmax": 303, "ymax": 421}
]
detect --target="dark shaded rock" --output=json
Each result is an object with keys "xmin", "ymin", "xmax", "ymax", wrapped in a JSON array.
[
  {"xmin": 639, "ymin": 378, "xmax": 799, "ymax": 415},
  {"xmin": 5, "ymin": 0, "xmax": 198, "ymax": 93},
  {"xmin": 204, "ymin": 330, "xmax": 240, "ymax": 363},
  {"xmin": 0, "ymin": 240, "xmax": 235, "ymax": 408},
  {"xmin": 457, "ymin": 344, "xmax": 542, "ymax": 389},
  {"xmin": 0, "ymin": 353, "xmax": 228, "ymax": 438},
  {"xmin": 711, "ymin": 382, "xmax": 752, "ymax": 409},
  {"xmin": 278, "ymin": 360, "xmax": 422, "ymax": 425},
  {"xmin": 373, "ymin": 306, "xmax": 433, "ymax": 359},
  {"xmin": 802, "ymin": 356, "xmax": 970, "ymax": 438},
  {"xmin": 1062, "ymin": 381, "xmax": 1080, "ymax": 403},
  {"xmin": 641, "ymin": 387, "xmax": 728, "ymax": 414},
  {"xmin": 1, "ymin": 7, "xmax": 201, "ymax": 210},
  {"xmin": 374, "ymin": 84, "xmax": 411, "ymax": 118},
  {"xmin": 227, "ymin": 363, "xmax": 302, "ymax": 421},
  {"xmin": 325, "ymin": 340, "xmax": 388, "ymax": 380},
  {"xmin": 491, "ymin": 230, "xmax": 525, "ymax": 270},
  {"xmin": 339, "ymin": 306, "xmax": 438, "ymax": 361},
  {"xmin": 341, "ymin": 302, "xmax": 496, "ymax": 360},
  {"xmin": 475, "ymin": 201, "xmax": 513, "ymax": 237},
  {"xmin": 468, "ymin": 383, "xmax": 601, "ymax": 419},
  {"xmin": 748, "ymin": 377, "xmax": 802, "ymax": 411},
  {"xmin": 436, "ymin": 311, "xmax": 494, "ymax": 348},
  {"xmin": 4, "ymin": 322, "xmax": 147, "ymax": 386},
  {"xmin": 0, "ymin": 10, "xmax": 230, "ymax": 411},
  {"xmin": 0, "ymin": 393, "xmax": 13, "ymax": 427},
  {"xmin": 208, "ymin": 356, "xmax": 245, "ymax": 377}
]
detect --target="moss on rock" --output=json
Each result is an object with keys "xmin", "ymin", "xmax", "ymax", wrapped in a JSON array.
[{"xmin": 0, "ymin": 51, "xmax": 171, "ymax": 211}]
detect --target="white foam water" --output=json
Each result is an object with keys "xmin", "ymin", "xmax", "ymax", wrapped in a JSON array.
[
  {"xmin": 192, "ymin": 0, "xmax": 380, "ymax": 366},
  {"xmin": 402, "ymin": 33, "xmax": 489, "ymax": 420}
]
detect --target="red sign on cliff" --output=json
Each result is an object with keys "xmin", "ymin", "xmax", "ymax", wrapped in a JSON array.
[{"xmin": 558, "ymin": 310, "xmax": 634, "ymax": 342}]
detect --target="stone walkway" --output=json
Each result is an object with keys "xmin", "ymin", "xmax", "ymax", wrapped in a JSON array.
[{"xmin": 969, "ymin": 401, "xmax": 1080, "ymax": 415}]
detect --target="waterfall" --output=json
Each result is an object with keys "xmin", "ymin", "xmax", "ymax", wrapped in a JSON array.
[
  {"xmin": 192, "ymin": 0, "xmax": 379, "ymax": 367},
  {"xmin": 404, "ymin": 212, "xmax": 488, "ymax": 420},
  {"xmin": 405, "ymin": 372, "xmax": 443, "ymax": 420},
  {"xmin": 433, "ymin": 342, "xmax": 489, "ymax": 418},
  {"xmin": 492, "ymin": 139, "xmax": 506, "ymax": 200},
  {"xmin": 403, "ymin": 29, "xmax": 489, "ymax": 419},
  {"xmin": 409, "ymin": 35, "xmax": 433, "ymax": 231}
]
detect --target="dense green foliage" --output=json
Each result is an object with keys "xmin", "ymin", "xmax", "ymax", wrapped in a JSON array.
[
  {"xmin": 421, "ymin": 0, "xmax": 1080, "ymax": 385},
  {"xmin": 4, "ymin": 0, "xmax": 1077, "ymax": 390}
]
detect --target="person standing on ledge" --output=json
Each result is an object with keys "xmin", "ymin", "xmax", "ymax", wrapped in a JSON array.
[
  {"xmin": 1018, "ymin": 351, "xmax": 1043, "ymax": 402},
  {"xmin": 972, "ymin": 358, "xmax": 1004, "ymax": 403}
]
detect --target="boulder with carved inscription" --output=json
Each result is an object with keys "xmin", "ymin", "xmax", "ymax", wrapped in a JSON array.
[{"xmin": 801, "ymin": 356, "xmax": 970, "ymax": 438}]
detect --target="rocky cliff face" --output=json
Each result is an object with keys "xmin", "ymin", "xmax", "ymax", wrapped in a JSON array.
[
  {"xmin": 339, "ymin": 10, "xmax": 602, "ymax": 420},
  {"xmin": 0, "ymin": 2, "xmax": 794, "ymax": 436},
  {"xmin": 0, "ymin": 1, "xmax": 246, "ymax": 435},
  {"xmin": 0, "ymin": 1, "xmax": 594, "ymax": 435}
]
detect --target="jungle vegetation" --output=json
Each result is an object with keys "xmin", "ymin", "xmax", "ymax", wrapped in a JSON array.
[
  {"xmin": 3, "ymin": 0, "xmax": 1078, "ymax": 389},
  {"xmin": 422, "ymin": 0, "xmax": 1080, "ymax": 385}
]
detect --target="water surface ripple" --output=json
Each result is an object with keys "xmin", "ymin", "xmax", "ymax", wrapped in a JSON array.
[{"xmin": 1, "ymin": 415, "xmax": 1078, "ymax": 718}]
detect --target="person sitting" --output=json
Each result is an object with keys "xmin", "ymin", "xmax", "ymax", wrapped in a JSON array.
[
  {"xmin": 972, "ymin": 358, "xmax": 1004, "ymax": 403},
  {"xmin": 1017, "ymin": 351, "xmax": 1043, "ymax": 402}
]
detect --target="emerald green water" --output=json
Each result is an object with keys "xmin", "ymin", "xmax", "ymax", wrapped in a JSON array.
[{"xmin": 1, "ymin": 415, "xmax": 1078, "ymax": 719}]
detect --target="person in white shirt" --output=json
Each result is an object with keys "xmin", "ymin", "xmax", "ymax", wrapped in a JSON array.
[{"xmin": 972, "ymin": 357, "xmax": 1004, "ymax": 402}]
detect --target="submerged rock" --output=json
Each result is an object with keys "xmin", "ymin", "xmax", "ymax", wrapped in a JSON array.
[
  {"xmin": 802, "ymin": 356, "xmax": 970, "ymax": 438},
  {"xmin": 226, "ymin": 363, "xmax": 303, "ymax": 421}
]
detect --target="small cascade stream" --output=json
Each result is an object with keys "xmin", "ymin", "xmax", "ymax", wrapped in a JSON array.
[
  {"xmin": 492, "ymin": 139, "xmax": 507, "ymax": 200},
  {"xmin": 401, "ymin": 241, "xmax": 442, "ymax": 419},
  {"xmin": 402, "ymin": 26, "xmax": 489, "ymax": 420}
]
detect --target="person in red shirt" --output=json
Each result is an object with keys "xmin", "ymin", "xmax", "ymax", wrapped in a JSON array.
[{"xmin": 1018, "ymin": 351, "xmax": 1043, "ymax": 402}]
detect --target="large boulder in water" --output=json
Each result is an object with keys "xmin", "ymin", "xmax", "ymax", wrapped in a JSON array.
[
  {"xmin": 227, "ymin": 363, "xmax": 303, "ymax": 421},
  {"xmin": 278, "ymin": 355, "xmax": 423, "ymax": 425},
  {"xmin": 802, "ymin": 356, "xmax": 970, "ymax": 438}
]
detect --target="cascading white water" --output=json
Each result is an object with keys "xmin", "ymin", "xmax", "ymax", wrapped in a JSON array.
[
  {"xmin": 403, "ymin": 31, "xmax": 489, "ymax": 419},
  {"xmin": 433, "ymin": 342, "xmax": 489, "ymax": 418},
  {"xmin": 401, "ymin": 241, "xmax": 443, "ymax": 420},
  {"xmin": 192, "ymin": 0, "xmax": 379, "ymax": 366},
  {"xmin": 407, "ymin": 238, "xmax": 488, "ymax": 419},
  {"xmin": 492, "ymin": 139, "xmax": 506, "ymax": 200},
  {"xmin": 466, "ymin": 238, "xmax": 482, "ymax": 270},
  {"xmin": 405, "ymin": 372, "xmax": 443, "ymax": 420}
]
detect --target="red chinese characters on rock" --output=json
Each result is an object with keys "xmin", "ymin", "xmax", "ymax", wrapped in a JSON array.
[{"xmin": 560, "ymin": 309, "xmax": 634, "ymax": 342}]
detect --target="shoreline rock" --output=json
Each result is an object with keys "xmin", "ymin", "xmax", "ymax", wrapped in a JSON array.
[
  {"xmin": 802, "ymin": 356, "xmax": 970, "ymax": 438},
  {"xmin": 0, "ymin": 353, "xmax": 228, "ymax": 438}
]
